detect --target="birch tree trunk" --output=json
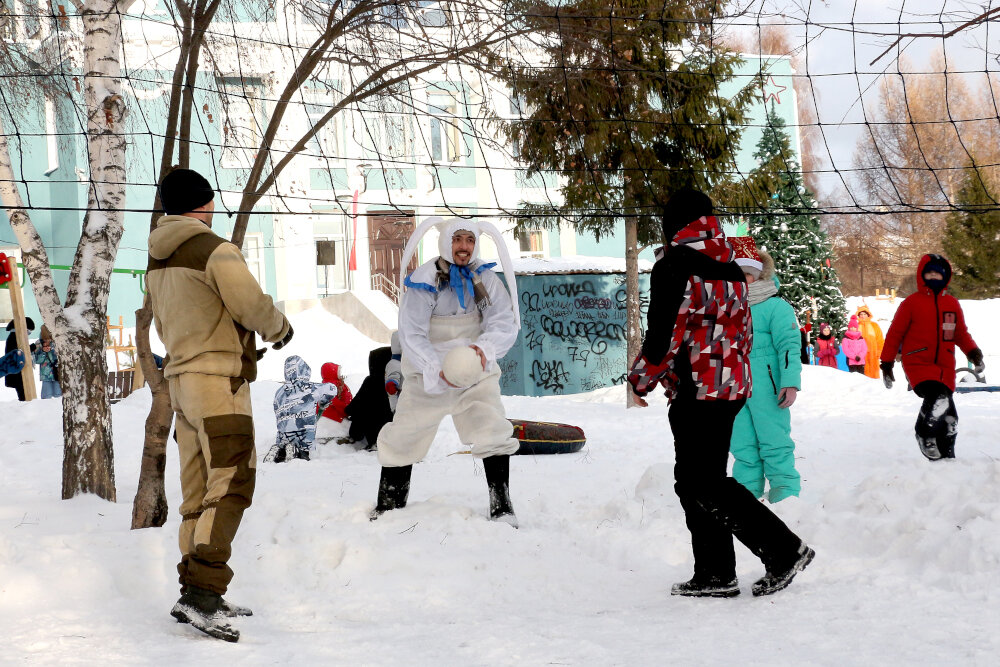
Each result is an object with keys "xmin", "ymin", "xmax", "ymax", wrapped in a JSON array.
[
  {"xmin": 0, "ymin": 0, "xmax": 127, "ymax": 501},
  {"xmin": 57, "ymin": 0, "xmax": 127, "ymax": 500},
  {"xmin": 624, "ymin": 216, "xmax": 641, "ymax": 408}
]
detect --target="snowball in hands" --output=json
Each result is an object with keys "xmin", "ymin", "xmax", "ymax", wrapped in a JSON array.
[{"xmin": 442, "ymin": 346, "xmax": 484, "ymax": 388}]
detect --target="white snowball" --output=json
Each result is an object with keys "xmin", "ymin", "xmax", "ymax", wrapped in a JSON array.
[{"xmin": 441, "ymin": 346, "xmax": 484, "ymax": 388}]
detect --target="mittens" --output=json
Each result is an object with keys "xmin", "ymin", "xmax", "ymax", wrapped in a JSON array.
[{"xmin": 880, "ymin": 361, "xmax": 895, "ymax": 389}]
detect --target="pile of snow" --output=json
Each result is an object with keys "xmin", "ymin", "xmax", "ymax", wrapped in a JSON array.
[{"xmin": 2, "ymin": 303, "xmax": 1000, "ymax": 662}]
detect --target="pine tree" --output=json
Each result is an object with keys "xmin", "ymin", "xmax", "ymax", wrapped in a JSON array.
[
  {"xmin": 942, "ymin": 166, "xmax": 1000, "ymax": 299},
  {"xmin": 747, "ymin": 104, "xmax": 848, "ymax": 334},
  {"xmin": 504, "ymin": 0, "xmax": 770, "ymax": 370}
]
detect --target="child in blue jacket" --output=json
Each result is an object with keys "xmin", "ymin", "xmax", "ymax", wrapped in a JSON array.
[
  {"xmin": 729, "ymin": 239, "xmax": 802, "ymax": 503},
  {"xmin": 269, "ymin": 355, "xmax": 340, "ymax": 462},
  {"xmin": 32, "ymin": 325, "xmax": 62, "ymax": 399}
]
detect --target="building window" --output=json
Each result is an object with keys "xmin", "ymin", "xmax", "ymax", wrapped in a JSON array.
[
  {"xmin": 416, "ymin": 0, "xmax": 447, "ymax": 26},
  {"xmin": 219, "ymin": 77, "xmax": 264, "ymax": 168},
  {"xmin": 518, "ymin": 229, "xmax": 545, "ymax": 258},
  {"xmin": 303, "ymin": 88, "xmax": 343, "ymax": 160},
  {"xmin": 429, "ymin": 92, "xmax": 463, "ymax": 163},
  {"xmin": 360, "ymin": 97, "xmax": 412, "ymax": 159},
  {"xmin": 241, "ymin": 234, "xmax": 266, "ymax": 288},
  {"xmin": 44, "ymin": 95, "xmax": 58, "ymax": 175}
]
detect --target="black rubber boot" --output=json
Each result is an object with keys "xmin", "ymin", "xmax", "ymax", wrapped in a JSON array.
[
  {"xmin": 370, "ymin": 465, "xmax": 412, "ymax": 520},
  {"xmin": 170, "ymin": 585, "xmax": 240, "ymax": 642},
  {"xmin": 483, "ymin": 455, "xmax": 518, "ymax": 528}
]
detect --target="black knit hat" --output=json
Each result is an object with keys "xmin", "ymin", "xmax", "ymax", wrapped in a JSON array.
[
  {"xmin": 159, "ymin": 168, "xmax": 215, "ymax": 215},
  {"xmin": 661, "ymin": 188, "xmax": 713, "ymax": 241},
  {"xmin": 5, "ymin": 317, "xmax": 34, "ymax": 332}
]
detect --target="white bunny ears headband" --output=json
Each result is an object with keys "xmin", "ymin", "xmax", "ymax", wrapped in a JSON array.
[{"xmin": 398, "ymin": 216, "xmax": 520, "ymax": 327}]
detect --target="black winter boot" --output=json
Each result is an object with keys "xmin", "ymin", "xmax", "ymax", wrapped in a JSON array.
[
  {"xmin": 170, "ymin": 585, "xmax": 240, "ymax": 642},
  {"xmin": 752, "ymin": 543, "xmax": 816, "ymax": 597},
  {"xmin": 219, "ymin": 598, "xmax": 253, "ymax": 617},
  {"xmin": 370, "ymin": 465, "xmax": 412, "ymax": 520},
  {"xmin": 178, "ymin": 585, "xmax": 252, "ymax": 618},
  {"xmin": 483, "ymin": 455, "xmax": 518, "ymax": 528},
  {"xmin": 671, "ymin": 576, "xmax": 740, "ymax": 598}
]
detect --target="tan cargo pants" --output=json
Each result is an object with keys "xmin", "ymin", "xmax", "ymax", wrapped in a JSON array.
[{"xmin": 169, "ymin": 373, "xmax": 256, "ymax": 595}]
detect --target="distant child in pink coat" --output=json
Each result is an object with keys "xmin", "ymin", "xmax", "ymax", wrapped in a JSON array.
[
  {"xmin": 841, "ymin": 315, "xmax": 868, "ymax": 374},
  {"xmin": 814, "ymin": 322, "xmax": 840, "ymax": 369}
]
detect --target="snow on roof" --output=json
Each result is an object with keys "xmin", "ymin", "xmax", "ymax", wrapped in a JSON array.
[{"xmin": 512, "ymin": 255, "xmax": 654, "ymax": 275}]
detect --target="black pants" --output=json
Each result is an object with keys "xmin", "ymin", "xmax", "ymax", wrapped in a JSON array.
[
  {"xmin": 913, "ymin": 381, "xmax": 958, "ymax": 459},
  {"xmin": 848, "ymin": 365, "xmax": 866, "ymax": 374},
  {"xmin": 669, "ymin": 396, "xmax": 803, "ymax": 581}
]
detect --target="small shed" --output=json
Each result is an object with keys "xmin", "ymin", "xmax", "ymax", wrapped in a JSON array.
[{"xmin": 499, "ymin": 257, "xmax": 652, "ymax": 397}]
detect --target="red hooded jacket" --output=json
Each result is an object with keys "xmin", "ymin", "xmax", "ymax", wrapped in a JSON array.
[
  {"xmin": 880, "ymin": 254, "xmax": 978, "ymax": 391},
  {"xmin": 319, "ymin": 362, "xmax": 353, "ymax": 422}
]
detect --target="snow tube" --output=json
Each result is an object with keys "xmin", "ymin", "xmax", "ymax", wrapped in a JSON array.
[
  {"xmin": 510, "ymin": 419, "xmax": 586, "ymax": 455},
  {"xmin": 955, "ymin": 368, "xmax": 1000, "ymax": 393}
]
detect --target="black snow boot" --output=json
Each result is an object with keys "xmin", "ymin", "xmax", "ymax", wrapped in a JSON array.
[
  {"xmin": 752, "ymin": 544, "xmax": 816, "ymax": 597},
  {"xmin": 370, "ymin": 465, "xmax": 412, "ymax": 520},
  {"xmin": 170, "ymin": 585, "xmax": 240, "ymax": 642},
  {"xmin": 483, "ymin": 455, "xmax": 518, "ymax": 528},
  {"xmin": 670, "ymin": 576, "xmax": 740, "ymax": 598},
  {"xmin": 179, "ymin": 585, "xmax": 252, "ymax": 618},
  {"xmin": 219, "ymin": 598, "xmax": 253, "ymax": 618}
]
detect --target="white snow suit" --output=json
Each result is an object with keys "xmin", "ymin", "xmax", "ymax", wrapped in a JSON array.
[{"xmin": 376, "ymin": 258, "xmax": 519, "ymax": 466}]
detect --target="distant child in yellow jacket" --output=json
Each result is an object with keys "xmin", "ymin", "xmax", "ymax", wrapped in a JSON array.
[{"xmin": 855, "ymin": 305, "xmax": 884, "ymax": 379}]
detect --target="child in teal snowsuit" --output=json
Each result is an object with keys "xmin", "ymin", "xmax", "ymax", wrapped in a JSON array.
[{"xmin": 729, "ymin": 243, "xmax": 802, "ymax": 503}]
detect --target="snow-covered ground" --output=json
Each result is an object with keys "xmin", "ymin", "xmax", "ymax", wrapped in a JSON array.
[{"xmin": 2, "ymin": 300, "xmax": 999, "ymax": 664}]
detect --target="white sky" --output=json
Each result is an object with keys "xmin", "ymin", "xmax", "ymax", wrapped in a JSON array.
[{"xmin": 729, "ymin": 1, "xmax": 1000, "ymax": 202}]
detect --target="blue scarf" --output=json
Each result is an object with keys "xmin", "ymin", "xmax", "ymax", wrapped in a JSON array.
[{"xmin": 450, "ymin": 262, "xmax": 477, "ymax": 309}]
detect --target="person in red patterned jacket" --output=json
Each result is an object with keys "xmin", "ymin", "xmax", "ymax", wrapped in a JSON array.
[
  {"xmin": 628, "ymin": 189, "xmax": 814, "ymax": 598},
  {"xmin": 880, "ymin": 254, "xmax": 984, "ymax": 460}
]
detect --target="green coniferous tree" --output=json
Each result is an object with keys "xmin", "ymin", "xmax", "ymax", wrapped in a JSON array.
[
  {"xmin": 504, "ymin": 0, "xmax": 773, "ymax": 367},
  {"xmin": 942, "ymin": 166, "xmax": 1000, "ymax": 298},
  {"xmin": 747, "ymin": 104, "xmax": 848, "ymax": 335}
]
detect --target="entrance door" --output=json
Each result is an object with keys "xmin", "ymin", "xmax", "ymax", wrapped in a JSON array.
[{"xmin": 368, "ymin": 210, "xmax": 417, "ymax": 299}]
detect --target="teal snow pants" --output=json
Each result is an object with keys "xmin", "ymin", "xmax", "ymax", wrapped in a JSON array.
[{"xmin": 730, "ymin": 355, "xmax": 801, "ymax": 503}]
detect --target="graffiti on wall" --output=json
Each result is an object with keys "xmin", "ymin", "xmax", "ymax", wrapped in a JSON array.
[{"xmin": 501, "ymin": 272, "xmax": 650, "ymax": 396}]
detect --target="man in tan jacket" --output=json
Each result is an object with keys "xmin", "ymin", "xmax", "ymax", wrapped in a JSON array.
[{"xmin": 147, "ymin": 168, "xmax": 292, "ymax": 642}]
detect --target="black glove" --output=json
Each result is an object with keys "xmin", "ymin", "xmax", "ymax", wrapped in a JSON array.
[
  {"xmin": 272, "ymin": 324, "xmax": 294, "ymax": 350},
  {"xmin": 256, "ymin": 348, "xmax": 267, "ymax": 361},
  {"xmin": 967, "ymin": 347, "xmax": 985, "ymax": 374},
  {"xmin": 880, "ymin": 361, "xmax": 895, "ymax": 389}
]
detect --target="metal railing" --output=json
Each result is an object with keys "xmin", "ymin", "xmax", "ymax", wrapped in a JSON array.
[{"xmin": 371, "ymin": 272, "xmax": 401, "ymax": 304}]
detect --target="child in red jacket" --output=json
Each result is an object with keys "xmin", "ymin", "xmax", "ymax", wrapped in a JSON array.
[
  {"xmin": 880, "ymin": 254, "xmax": 985, "ymax": 460},
  {"xmin": 316, "ymin": 362, "xmax": 354, "ymax": 444}
]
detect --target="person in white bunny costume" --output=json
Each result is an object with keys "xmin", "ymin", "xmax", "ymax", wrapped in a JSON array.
[{"xmin": 371, "ymin": 217, "xmax": 521, "ymax": 526}]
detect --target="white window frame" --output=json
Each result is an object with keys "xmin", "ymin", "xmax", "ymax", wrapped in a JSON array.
[
  {"xmin": 517, "ymin": 228, "xmax": 546, "ymax": 258},
  {"xmin": 44, "ymin": 95, "xmax": 58, "ymax": 175},
  {"xmin": 219, "ymin": 77, "xmax": 264, "ymax": 169},
  {"xmin": 360, "ymin": 97, "xmax": 413, "ymax": 159},
  {"xmin": 415, "ymin": 0, "xmax": 448, "ymax": 27},
  {"xmin": 429, "ymin": 91, "xmax": 464, "ymax": 164},
  {"xmin": 241, "ymin": 233, "xmax": 266, "ymax": 288},
  {"xmin": 303, "ymin": 87, "xmax": 344, "ymax": 162}
]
